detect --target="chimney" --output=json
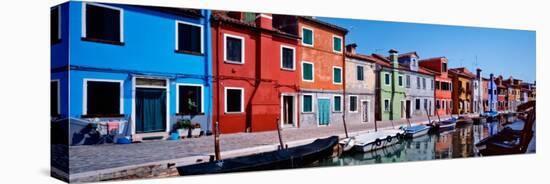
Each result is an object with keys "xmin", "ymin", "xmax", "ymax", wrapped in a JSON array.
[
  {"xmin": 476, "ymin": 68, "xmax": 482, "ymax": 79},
  {"xmin": 345, "ymin": 43, "xmax": 357, "ymax": 54},
  {"xmin": 256, "ymin": 13, "xmax": 273, "ymax": 30},
  {"xmin": 227, "ymin": 12, "xmax": 243, "ymax": 20},
  {"xmin": 389, "ymin": 49, "xmax": 399, "ymax": 68}
]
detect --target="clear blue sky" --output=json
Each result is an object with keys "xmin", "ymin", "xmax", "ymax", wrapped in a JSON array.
[{"xmin": 318, "ymin": 17, "xmax": 536, "ymax": 83}]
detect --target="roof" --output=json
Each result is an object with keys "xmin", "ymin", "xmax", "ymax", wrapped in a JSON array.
[
  {"xmin": 419, "ymin": 56, "xmax": 447, "ymax": 63},
  {"xmin": 139, "ymin": 6, "xmax": 203, "ymax": 18},
  {"xmin": 211, "ymin": 11, "xmax": 300, "ymax": 39},
  {"xmin": 398, "ymin": 51, "xmax": 419, "ymax": 59},
  {"xmin": 449, "ymin": 67, "xmax": 476, "ymax": 79},
  {"xmin": 299, "ymin": 16, "xmax": 348, "ymax": 34}
]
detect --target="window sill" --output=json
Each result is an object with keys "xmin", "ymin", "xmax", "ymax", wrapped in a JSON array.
[
  {"xmin": 81, "ymin": 37, "xmax": 125, "ymax": 46},
  {"xmin": 281, "ymin": 68, "xmax": 296, "ymax": 71},
  {"xmin": 81, "ymin": 114, "xmax": 125, "ymax": 118},
  {"xmin": 224, "ymin": 112, "xmax": 244, "ymax": 115},
  {"xmin": 176, "ymin": 112, "xmax": 205, "ymax": 116},
  {"xmin": 175, "ymin": 50, "xmax": 204, "ymax": 56},
  {"xmin": 301, "ymin": 111, "xmax": 315, "ymax": 114},
  {"xmin": 224, "ymin": 60, "xmax": 245, "ymax": 65}
]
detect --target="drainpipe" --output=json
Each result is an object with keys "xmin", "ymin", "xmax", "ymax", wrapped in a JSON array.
[
  {"xmin": 214, "ymin": 20, "xmax": 222, "ymax": 160},
  {"xmin": 341, "ymin": 34, "xmax": 348, "ymax": 138},
  {"xmin": 204, "ymin": 10, "xmax": 212, "ymax": 135},
  {"xmin": 389, "ymin": 49, "xmax": 399, "ymax": 121}
]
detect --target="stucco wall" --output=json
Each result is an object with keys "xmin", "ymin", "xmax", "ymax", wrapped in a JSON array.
[{"xmin": 403, "ymin": 71, "xmax": 435, "ymax": 118}]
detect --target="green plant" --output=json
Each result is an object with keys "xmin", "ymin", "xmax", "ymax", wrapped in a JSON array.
[{"xmin": 176, "ymin": 119, "xmax": 192, "ymax": 129}]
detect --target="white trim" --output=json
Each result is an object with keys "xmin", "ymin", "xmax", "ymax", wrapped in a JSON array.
[
  {"xmin": 332, "ymin": 35, "xmax": 343, "ymax": 53},
  {"xmin": 82, "ymin": 2, "xmax": 124, "ymax": 43},
  {"xmin": 360, "ymin": 100, "xmax": 370, "ymax": 123},
  {"xmin": 301, "ymin": 61, "xmax": 315, "ymax": 82},
  {"xmin": 175, "ymin": 20, "xmax": 204, "ymax": 54},
  {"xmin": 224, "ymin": 87, "xmax": 245, "ymax": 113},
  {"xmin": 223, "ymin": 33, "xmax": 245, "ymax": 64},
  {"xmin": 280, "ymin": 45, "xmax": 296, "ymax": 71},
  {"xmin": 256, "ymin": 13, "xmax": 273, "ymax": 19},
  {"xmin": 356, "ymin": 65, "xmax": 364, "ymax": 81},
  {"xmin": 383, "ymin": 98, "xmax": 390, "ymax": 112},
  {"xmin": 301, "ymin": 26, "xmax": 314, "ymax": 47},
  {"xmin": 332, "ymin": 66, "xmax": 343, "ymax": 85},
  {"xmin": 332, "ymin": 95, "xmax": 342, "ymax": 112},
  {"xmin": 82, "ymin": 78, "xmax": 124, "ymax": 115},
  {"xmin": 301, "ymin": 93, "xmax": 314, "ymax": 113},
  {"xmin": 398, "ymin": 75, "xmax": 404, "ymax": 87},
  {"xmin": 52, "ymin": 5, "xmax": 61, "ymax": 40},
  {"xmin": 51, "ymin": 80, "xmax": 61, "ymax": 115},
  {"xmin": 175, "ymin": 83, "xmax": 204, "ymax": 114},
  {"xmin": 131, "ymin": 77, "xmax": 170, "ymax": 135},
  {"xmin": 348, "ymin": 95, "xmax": 359, "ymax": 113},
  {"xmin": 280, "ymin": 94, "xmax": 298, "ymax": 128},
  {"xmin": 316, "ymin": 97, "xmax": 331, "ymax": 127},
  {"xmin": 384, "ymin": 72, "xmax": 391, "ymax": 86}
]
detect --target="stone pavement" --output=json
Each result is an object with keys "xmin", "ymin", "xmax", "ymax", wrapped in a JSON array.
[{"xmin": 68, "ymin": 115, "xmax": 454, "ymax": 178}]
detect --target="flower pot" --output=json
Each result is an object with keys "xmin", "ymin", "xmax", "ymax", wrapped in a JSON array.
[
  {"xmin": 191, "ymin": 128, "xmax": 201, "ymax": 137},
  {"xmin": 177, "ymin": 128, "xmax": 190, "ymax": 138}
]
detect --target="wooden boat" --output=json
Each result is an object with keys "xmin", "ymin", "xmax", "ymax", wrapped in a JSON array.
[
  {"xmin": 353, "ymin": 129, "xmax": 404, "ymax": 153},
  {"xmin": 403, "ymin": 125, "xmax": 430, "ymax": 139},
  {"xmin": 455, "ymin": 116, "xmax": 474, "ymax": 127},
  {"xmin": 431, "ymin": 118, "xmax": 457, "ymax": 132},
  {"xmin": 177, "ymin": 136, "xmax": 339, "ymax": 176}
]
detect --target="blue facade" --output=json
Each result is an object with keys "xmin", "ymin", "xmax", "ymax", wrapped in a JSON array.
[
  {"xmin": 51, "ymin": 2, "xmax": 213, "ymax": 139},
  {"xmin": 486, "ymin": 74, "xmax": 498, "ymax": 112}
]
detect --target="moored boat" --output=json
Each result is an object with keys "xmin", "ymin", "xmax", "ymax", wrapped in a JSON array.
[
  {"xmin": 353, "ymin": 129, "xmax": 404, "ymax": 153},
  {"xmin": 339, "ymin": 137, "xmax": 356, "ymax": 152},
  {"xmin": 177, "ymin": 136, "xmax": 339, "ymax": 175},
  {"xmin": 403, "ymin": 125, "xmax": 430, "ymax": 139},
  {"xmin": 431, "ymin": 118, "xmax": 457, "ymax": 132}
]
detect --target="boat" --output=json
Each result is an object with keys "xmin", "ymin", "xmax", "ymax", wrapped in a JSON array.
[
  {"xmin": 177, "ymin": 136, "xmax": 339, "ymax": 175},
  {"xmin": 339, "ymin": 137, "xmax": 356, "ymax": 152},
  {"xmin": 481, "ymin": 111, "xmax": 499, "ymax": 122},
  {"xmin": 431, "ymin": 118, "xmax": 457, "ymax": 132},
  {"xmin": 353, "ymin": 129, "xmax": 404, "ymax": 153},
  {"xmin": 472, "ymin": 116, "xmax": 487, "ymax": 125},
  {"xmin": 455, "ymin": 116, "xmax": 474, "ymax": 127},
  {"xmin": 403, "ymin": 125, "xmax": 430, "ymax": 139}
]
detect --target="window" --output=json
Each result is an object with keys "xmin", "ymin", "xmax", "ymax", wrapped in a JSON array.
[
  {"xmin": 422, "ymin": 78, "xmax": 426, "ymax": 89},
  {"xmin": 333, "ymin": 67, "xmax": 342, "ymax": 84},
  {"xmin": 302, "ymin": 27, "xmax": 314, "ymax": 46},
  {"xmin": 51, "ymin": 6, "xmax": 61, "ymax": 44},
  {"xmin": 83, "ymin": 3, "xmax": 123, "ymax": 44},
  {"xmin": 398, "ymin": 75, "xmax": 403, "ymax": 87},
  {"xmin": 442, "ymin": 63, "xmax": 447, "ymax": 72},
  {"xmin": 51, "ymin": 80, "xmax": 60, "ymax": 116},
  {"xmin": 436, "ymin": 100, "xmax": 440, "ymax": 109},
  {"xmin": 224, "ymin": 34, "xmax": 245, "ymax": 64},
  {"xmin": 435, "ymin": 81, "xmax": 440, "ymax": 90},
  {"xmin": 349, "ymin": 96, "xmax": 358, "ymax": 112},
  {"xmin": 431, "ymin": 79, "xmax": 434, "ymax": 90},
  {"xmin": 415, "ymin": 99, "xmax": 421, "ymax": 110},
  {"xmin": 384, "ymin": 73, "xmax": 391, "ymax": 85},
  {"xmin": 302, "ymin": 61, "xmax": 314, "ymax": 81},
  {"xmin": 357, "ymin": 66, "xmax": 364, "ymax": 81},
  {"xmin": 417, "ymin": 77, "xmax": 421, "ymax": 89},
  {"xmin": 424, "ymin": 99, "xmax": 428, "ymax": 110},
  {"xmin": 281, "ymin": 46, "xmax": 295, "ymax": 70},
  {"xmin": 406, "ymin": 75, "xmax": 411, "ymax": 88},
  {"xmin": 177, "ymin": 84, "xmax": 203, "ymax": 115},
  {"xmin": 225, "ymin": 87, "xmax": 244, "ymax": 113},
  {"xmin": 333, "ymin": 35, "xmax": 342, "ymax": 52},
  {"xmin": 333, "ymin": 95, "xmax": 342, "ymax": 112},
  {"xmin": 384, "ymin": 99, "xmax": 390, "ymax": 112},
  {"xmin": 176, "ymin": 21, "xmax": 203, "ymax": 54},
  {"xmin": 85, "ymin": 80, "xmax": 122, "ymax": 116},
  {"xmin": 303, "ymin": 94, "xmax": 313, "ymax": 112}
]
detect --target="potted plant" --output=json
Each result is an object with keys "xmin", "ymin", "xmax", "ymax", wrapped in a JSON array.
[
  {"xmin": 175, "ymin": 119, "xmax": 192, "ymax": 138},
  {"xmin": 191, "ymin": 123, "xmax": 202, "ymax": 137}
]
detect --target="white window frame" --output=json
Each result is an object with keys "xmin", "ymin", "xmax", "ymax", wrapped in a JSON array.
[
  {"xmin": 81, "ymin": 2, "xmax": 124, "ymax": 43},
  {"xmin": 301, "ymin": 61, "xmax": 315, "ymax": 82},
  {"xmin": 332, "ymin": 35, "xmax": 343, "ymax": 53},
  {"xmin": 302, "ymin": 94, "xmax": 314, "ymax": 113},
  {"xmin": 332, "ymin": 66, "xmax": 343, "ymax": 85},
  {"xmin": 280, "ymin": 45, "xmax": 296, "ymax": 70},
  {"xmin": 51, "ymin": 80, "xmax": 61, "ymax": 115},
  {"xmin": 176, "ymin": 83, "xmax": 204, "ymax": 114},
  {"xmin": 384, "ymin": 73, "xmax": 391, "ymax": 86},
  {"xmin": 175, "ymin": 20, "xmax": 204, "ymax": 54},
  {"xmin": 223, "ymin": 33, "xmax": 245, "ymax": 64},
  {"xmin": 398, "ymin": 75, "xmax": 404, "ymax": 87},
  {"xmin": 301, "ymin": 27, "xmax": 314, "ymax": 47},
  {"xmin": 356, "ymin": 65, "xmax": 364, "ymax": 81},
  {"xmin": 332, "ymin": 95, "xmax": 342, "ymax": 112},
  {"xmin": 384, "ymin": 99, "xmax": 390, "ymax": 112},
  {"xmin": 224, "ymin": 87, "xmax": 245, "ymax": 113},
  {"xmin": 131, "ymin": 77, "xmax": 170, "ymax": 135},
  {"xmin": 82, "ymin": 78, "xmax": 124, "ymax": 116},
  {"xmin": 349, "ymin": 95, "xmax": 359, "ymax": 113},
  {"xmin": 52, "ymin": 6, "xmax": 62, "ymax": 41},
  {"xmin": 360, "ymin": 100, "xmax": 370, "ymax": 123}
]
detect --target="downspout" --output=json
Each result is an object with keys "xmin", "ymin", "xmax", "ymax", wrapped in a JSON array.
[
  {"xmin": 214, "ymin": 20, "xmax": 222, "ymax": 160},
  {"xmin": 204, "ymin": 10, "xmax": 212, "ymax": 134},
  {"xmin": 342, "ymin": 34, "xmax": 348, "ymax": 138}
]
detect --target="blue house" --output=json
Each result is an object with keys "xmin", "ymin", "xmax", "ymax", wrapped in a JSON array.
[
  {"xmin": 51, "ymin": 1, "xmax": 213, "ymax": 141},
  {"xmin": 485, "ymin": 73, "xmax": 498, "ymax": 112}
]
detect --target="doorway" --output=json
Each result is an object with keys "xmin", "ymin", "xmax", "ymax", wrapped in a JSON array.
[
  {"xmin": 406, "ymin": 100, "xmax": 411, "ymax": 118},
  {"xmin": 318, "ymin": 98, "xmax": 330, "ymax": 126},
  {"xmin": 281, "ymin": 95, "xmax": 296, "ymax": 127},
  {"xmin": 361, "ymin": 100, "xmax": 369, "ymax": 123},
  {"xmin": 134, "ymin": 78, "xmax": 168, "ymax": 134}
]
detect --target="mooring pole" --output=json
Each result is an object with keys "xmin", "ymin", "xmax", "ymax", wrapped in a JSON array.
[
  {"xmin": 436, "ymin": 111, "xmax": 442, "ymax": 123},
  {"xmin": 214, "ymin": 121, "xmax": 221, "ymax": 160},
  {"xmin": 276, "ymin": 118, "xmax": 285, "ymax": 150},
  {"xmin": 425, "ymin": 108, "xmax": 432, "ymax": 124}
]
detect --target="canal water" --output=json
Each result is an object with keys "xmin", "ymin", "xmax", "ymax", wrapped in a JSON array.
[{"xmin": 310, "ymin": 122, "xmax": 506, "ymax": 167}]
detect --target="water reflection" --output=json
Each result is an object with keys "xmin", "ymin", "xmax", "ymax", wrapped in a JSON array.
[{"xmin": 312, "ymin": 123, "xmax": 495, "ymax": 167}]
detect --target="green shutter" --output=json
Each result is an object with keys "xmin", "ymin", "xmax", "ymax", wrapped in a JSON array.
[
  {"xmin": 334, "ymin": 96, "xmax": 341, "ymax": 111},
  {"xmin": 302, "ymin": 28, "xmax": 313, "ymax": 45},
  {"xmin": 334, "ymin": 68, "xmax": 342, "ymax": 83},
  {"xmin": 333, "ymin": 37, "xmax": 342, "ymax": 52},
  {"xmin": 303, "ymin": 63, "xmax": 313, "ymax": 80},
  {"xmin": 303, "ymin": 95, "xmax": 312, "ymax": 112}
]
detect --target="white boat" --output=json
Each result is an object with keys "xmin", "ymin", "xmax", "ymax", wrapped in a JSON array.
[
  {"xmin": 339, "ymin": 137, "xmax": 356, "ymax": 152},
  {"xmin": 353, "ymin": 129, "xmax": 404, "ymax": 153},
  {"xmin": 403, "ymin": 125, "xmax": 430, "ymax": 138}
]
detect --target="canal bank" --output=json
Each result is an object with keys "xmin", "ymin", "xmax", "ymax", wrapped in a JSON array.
[{"xmin": 64, "ymin": 115, "xmax": 455, "ymax": 182}]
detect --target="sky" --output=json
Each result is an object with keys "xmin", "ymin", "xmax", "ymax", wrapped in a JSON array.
[{"xmin": 318, "ymin": 17, "xmax": 536, "ymax": 83}]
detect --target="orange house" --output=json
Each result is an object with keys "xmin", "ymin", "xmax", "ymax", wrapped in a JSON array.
[{"xmin": 419, "ymin": 57, "xmax": 453, "ymax": 116}]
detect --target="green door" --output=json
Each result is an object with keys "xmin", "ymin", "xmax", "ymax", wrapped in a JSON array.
[{"xmin": 318, "ymin": 99, "xmax": 330, "ymax": 126}]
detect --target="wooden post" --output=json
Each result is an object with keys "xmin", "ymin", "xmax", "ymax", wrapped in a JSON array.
[
  {"xmin": 375, "ymin": 120, "xmax": 378, "ymax": 132},
  {"xmin": 436, "ymin": 111, "xmax": 442, "ymax": 123},
  {"xmin": 425, "ymin": 108, "xmax": 432, "ymax": 124},
  {"xmin": 214, "ymin": 121, "xmax": 221, "ymax": 160},
  {"xmin": 276, "ymin": 118, "xmax": 285, "ymax": 150}
]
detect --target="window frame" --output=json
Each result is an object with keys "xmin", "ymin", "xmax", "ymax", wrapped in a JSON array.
[
  {"xmin": 333, "ymin": 95, "xmax": 342, "ymax": 112},
  {"xmin": 302, "ymin": 94, "xmax": 314, "ymax": 113},
  {"xmin": 51, "ymin": 80, "xmax": 61, "ymax": 116},
  {"xmin": 224, "ymin": 87, "xmax": 245, "ymax": 113},
  {"xmin": 81, "ymin": 2, "xmax": 124, "ymax": 44},
  {"xmin": 280, "ymin": 45, "xmax": 296, "ymax": 70},
  {"xmin": 332, "ymin": 66, "xmax": 343, "ymax": 85},
  {"xmin": 176, "ymin": 83, "xmax": 204, "ymax": 115},
  {"xmin": 398, "ymin": 75, "xmax": 403, "ymax": 87},
  {"xmin": 356, "ymin": 65, "xmax": 364, "ymax": 81},
  {"xmin": 384, "ymin": 99, "xmax": 390, "ymax": 112},
  {"xmin": 51, "ymin": 6, "xmax": 62, "ymax": 44},
  {"xmin": 384, "ymin": 73, "xmax": 391, "ymax": 86},
  {"xmin": 82, "ymin": 78, "xmax": 124, "ymax": 117},
  {"xmin": 301, "ymin": 27, "xmax": 314, "ymax": 47},
  {"xmin": 301, "ymin": 61, "xmax": 315, "ymax": 82},
  {"xmin": 175, "ymin": 20, "xmax": 204, "ymax": 54},
  {"xmin": 332, "ymin": 35, "xmax": 343, "ymax": 53},
  {"xmin": 223, "ymin": 33, "xmax": 246, "ymax": 64},
  {"xmin": 405, "ymin": 75, "xmax": 411, "ymax": 88},
  {"xmin": 349, "ymin": 95, "xmax": 359, "ymax": 113}
]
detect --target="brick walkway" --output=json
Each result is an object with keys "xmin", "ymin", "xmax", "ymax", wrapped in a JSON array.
[{"xmin": 68, "ymin": 115, "xmax": 454, "ymax": 175}]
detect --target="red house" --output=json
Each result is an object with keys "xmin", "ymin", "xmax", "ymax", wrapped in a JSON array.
[
  {"xmin": 495, "ymin": 75, "xmax": 507, "ymax": 112},
  {"xmin": 419, "ymin": 57, "xmax": 453, "ymax": 116},
  {"xmin": 211, "ymin": 12, "xmax": 301, "ymax": 133}
]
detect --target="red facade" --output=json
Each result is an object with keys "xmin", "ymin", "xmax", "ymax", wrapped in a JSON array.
[
  {"xmin": 419, "ymin": 57, "xmax": 452, "ymax": 116},
  {"xmin": 211, "ymin": 12, "xmax": 301, "ymax": 133}
]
